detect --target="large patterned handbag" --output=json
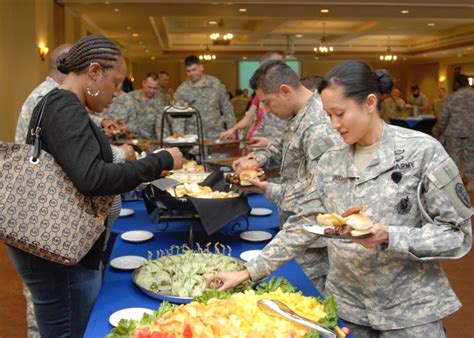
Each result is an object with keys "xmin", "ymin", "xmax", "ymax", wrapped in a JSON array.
[{"xmin": 0, "ymin": 97, "xmax": 113, "ymax": 265}]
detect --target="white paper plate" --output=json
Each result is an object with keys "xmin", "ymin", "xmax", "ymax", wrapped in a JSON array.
[
  {"xmin": 239, "ymin": 230, "xmax": 273, "ymax": 242},
  {"xmin": 110, "ymin": 256, "xmax": 147, "ymax": 270},
  {"xmin": 119, "ymin": 208, "xmax": 135, "ymax": 217},
  {"xmin": 109, "ymin": 307, "xmax": 154, "ymax": 327},
  {"xmin": 121, "ymin": 230, "xmax": 154, "ymax": 243},
  {"xmin": 250, "ymin": 208, "xmax": 272, "ymax": 216},
  {"xmin": 240, "ymin": 250, "xmax": 262, "ymax": 262}
]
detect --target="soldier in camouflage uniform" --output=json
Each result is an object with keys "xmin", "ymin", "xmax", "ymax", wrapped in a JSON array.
[
  {"xmin": 434, "ymin": 74, "xmax": 474, "ymax": 192},
  {"xmin": 209, "ymin": 61, "xmax": 472, "ymax": 337},
  {"xmin": 99, "ymin": 90, "xmax": 138, "ymax": 134},
  {"xmin": 129, "ymin": 72, "xmax": 171, "ymax": 139},
  {"xmin": 174, "ymin": 55, "xmax": 235, "ymax": 140},
  {"xmin": 380, "ymin": 88, "xmax": 406, "ymax": 123},
  {"xmin": 233, "ymin": 61, "xmax": 341, "ymax": 293},
  {"xmin": 431, "ymin": 87, "xmax": 446, "ymax": 119}
]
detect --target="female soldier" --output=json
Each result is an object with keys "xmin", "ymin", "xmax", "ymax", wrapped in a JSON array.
[
  {"xmin": 6, "ymin": 35, "xmax": 182, "ymax": 338},
  {"xmin": 207, "ymin": 61, "xmax": 472, "ymax": 337}
]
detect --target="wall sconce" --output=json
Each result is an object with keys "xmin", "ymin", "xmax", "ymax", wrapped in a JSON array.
[
  {"xmin": 439, "ymin": 75, "xmax": 446, "ymax": 82},
  {"xmin": 38, "ymin": 43, "xmax": 49, "ymax": 61}
]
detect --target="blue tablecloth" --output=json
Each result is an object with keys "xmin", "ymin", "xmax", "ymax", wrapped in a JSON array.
[{"xmin": 85, "ymin": 197, "xmax": 351, "ymax": 337}]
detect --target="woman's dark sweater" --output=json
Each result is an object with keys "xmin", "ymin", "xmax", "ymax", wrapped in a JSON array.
[{"xmin": 25, "ymin": 88, "xmax": 174, "ymax": 268}]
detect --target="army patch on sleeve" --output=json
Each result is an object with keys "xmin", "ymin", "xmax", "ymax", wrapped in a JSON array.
[{"xmin": 455, "ymin": 183, "xmax": 471, "ymax": 208}]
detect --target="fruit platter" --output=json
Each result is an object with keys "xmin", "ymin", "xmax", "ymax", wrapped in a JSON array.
[{"xmin": 107, "ymin": 277, "xmax": 342, "ymax": 338}]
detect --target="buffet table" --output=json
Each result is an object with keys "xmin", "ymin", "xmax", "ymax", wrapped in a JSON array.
[{"xmin": 85, "ymin": 196, "xmax": 350, "ymax": 337}]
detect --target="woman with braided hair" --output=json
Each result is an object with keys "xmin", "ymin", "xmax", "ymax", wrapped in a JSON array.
[{"xmin": 6, "ymin": 35, "xmax": 183, "ymax": 338}]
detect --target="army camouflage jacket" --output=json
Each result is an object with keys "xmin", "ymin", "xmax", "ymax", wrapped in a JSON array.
[
  {"xmin": 253, "ymin": 92, "xmax": 340, "ymax": 215},
  {"xmin": 100, "ymin": 91, "xmax": 138, "ymax": 133},
  {"xmin": 246, "ymin": 123, "xmax": 472, "ymax": 330},
  {"xmin": 15, "ymin": 76, "xmax": 58, "ymax": 143},
  {"xmin": 435, "ymin": 87, "xmax": 474, "ymax": 138},
  {"xmin": 175, "ymin": 75, "xmax": 235, "ymax": 140},
  {"xmin": 129, "ymin": 89, "xmax": 170, "ymax": 139}
]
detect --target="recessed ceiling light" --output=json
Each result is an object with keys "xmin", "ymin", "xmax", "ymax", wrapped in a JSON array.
[
  {"xmin": 145, "ymin": 49, "xmax": 150, "ymax": 53},
  {"xmin": 208, "ymin": 20, "xmax": 217, "ymax": 25},
  {"xmin": 321, "ymin": 9, "xmax": 329, "ymax": 13},
  {"xmin": 126, "ymin": 26, "xmax": 132, "ymax": 30},
  {"xmin": 113, "ymin": 8, "xmax": 119, "ymax": 12},
  {"xmin": 239, "ymin": 8, "xmax": 247, "ymax": 12},
  {"xmin": 242, "ymin": 56, "xmax": 247, "ymax": 60},
  {"xmin": 296, "ymin": 34, "xmax": 303, "ymax": 38},
  {"xmin": 151, "ymin": 56, "xmax": 156, "ymax": 60},
  {"xmin": 132, "ymin": 33, "xmax": 139, "ymax": 37},
  {"xmin": 427, "ymin": 23, "xmax": 435, "ymax": 26},
  {"xmin": 401, "ymin": 10, "xmax": 409, "ymax": 14}
]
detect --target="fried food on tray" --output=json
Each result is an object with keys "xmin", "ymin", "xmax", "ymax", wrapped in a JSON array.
[
  {"xmin": 167, "ymin": 183, "xmax": 238, "ymax": 199},
  {"xmin": 316, "ymin": 207, "xmax": 373, "ymax": 237},
  {"xmin": 225, "ymin": 169, "xmax": 266, "ymax": 186}
]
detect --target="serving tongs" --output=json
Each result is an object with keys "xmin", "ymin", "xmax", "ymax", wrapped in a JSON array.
[{"xmin": 257, "ymin": 299, "xmax": 337, "ymax": 338}]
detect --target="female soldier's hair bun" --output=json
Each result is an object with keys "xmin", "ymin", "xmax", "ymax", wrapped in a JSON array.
[
  {"xmin": 56, "ymin": 52, "xmax": 70, "ymax": 74},
  {"xmin": 374, "ymin": 69, "xmax": 393, "ymax": 95}
]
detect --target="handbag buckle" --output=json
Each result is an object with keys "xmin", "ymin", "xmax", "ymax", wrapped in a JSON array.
[{"xmin": 30, "ymin": 127, "xmax": 42, "ymax": 136}]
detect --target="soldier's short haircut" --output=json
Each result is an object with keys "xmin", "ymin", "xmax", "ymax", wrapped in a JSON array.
[
  {"xmin": 158, "ymin": 70, "xmax": 169, "ymax": 76},
  {"xmin": 260, "ymin": 52, "xmax": 284, "ymax": 65},
  {"xmin": 249, "ymin": 60, "xmax": 301, "ymax": 94},
  {"xmin": 184, "ymin": 55, "xmax": 201, "ymax": 67},
  {"xmin": 455, "ymin": 73, "xmax": 469, "ymax": 88},
  {"xmin": 57, "ymin": 35, "xmax": 121, "ymax": 74},
  {"xmin": 145, "ymin": 72, "xmax": 159, "ymax": 81},
  {"xmin": 300, "ymin": 74, "xmax": 324, "ymax": 91},
  {"xmin": 320, "ymin": 60, "xmax": 393, "ymax": 111}
]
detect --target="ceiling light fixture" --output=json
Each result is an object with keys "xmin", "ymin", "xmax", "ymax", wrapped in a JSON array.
[
  {"xmin": 132, "ymin": 33, "xmax": 139, "ymax": 37},
  {"xmin": 145, "ymin": 49, "xmax": 149, "ymax": 53},
  {"xmin": 427, "ymin": 23, "xmax": 435, "ymax": 26},
  {"xmin": 296, "ymin": 34, "xmax": 303, "ymax": 38},
  {"xmin": 210, "ymin": 33, "xmax": 234, "ymax": 45},
  {"xmin": 199, "ymin": 46, "xmax": 216, "ymax": 61},
  {"xmin": 113, "ymin": 8, "xmax": 119, "ymax": 12},
  {"xmin": 151, "ymin": 56, "xmax": 156, "ymax": 60},
  {"xmin": 320, "ymin": 9, "xmax": 329, "ymax": 13},
  {"xmin": 210, "ymin": 19, "xmax": 234, "ymax": 45},
  {"xmin": 401, "ymin": 10, "xmax": 409, "ymax": 14},
  {"xmin": 239, "ymin": 8, "xmax": 247, "ymax": 12},
  {"xmin": 126, "ymin": 26, "xmax": 132, "ymax": 30},
  {"xmin": 242, "ymin": 56, "xmax": 247, "ymax": 60},
  {"xmin": 313, "ymin": 22, "xmax": 334, "ymax": 54},
  {"xmin": 208, "ymin": 20, "xmax": 217, "ymax": 25},
  {"xmin": 379, "ymin": 36, "xmax": 397, "ymax": 62}
]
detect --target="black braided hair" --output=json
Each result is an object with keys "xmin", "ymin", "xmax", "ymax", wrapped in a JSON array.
[{"xmin": 57, "ymin": 35, "xmax": 121, "ymax": 74}]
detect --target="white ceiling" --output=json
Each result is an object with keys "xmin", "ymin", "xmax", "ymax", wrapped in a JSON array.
[{"xmin": 60, "ymin": 0, "xmax": 474, "ymax": 61}]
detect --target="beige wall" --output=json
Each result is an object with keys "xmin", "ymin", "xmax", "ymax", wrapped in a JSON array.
[{"xmin": 0, "ymin": 0, "xmax": 54, "ymax": 142}]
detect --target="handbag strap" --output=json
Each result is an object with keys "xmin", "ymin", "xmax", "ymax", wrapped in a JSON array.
[{"xmin": 29, "ymin": 95, "xmax": 49, "ymax": 164}]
